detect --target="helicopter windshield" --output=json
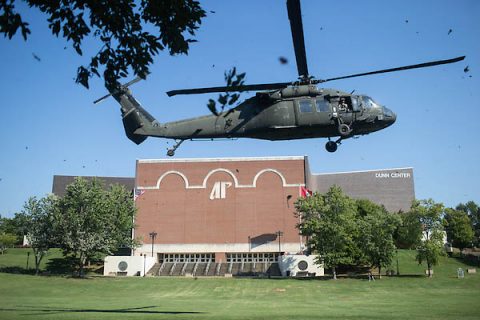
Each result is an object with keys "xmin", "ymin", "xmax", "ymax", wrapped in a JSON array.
[{"xmin": 362, "ymin": 96, "xmax": 381, "ymax": 109}]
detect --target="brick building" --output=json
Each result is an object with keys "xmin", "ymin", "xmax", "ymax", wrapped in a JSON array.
[
  {"xmin": 133, "ymin": 156, "xmax": 415, "ymax": 266},
  {"xmin": 52, "ymin": 156, "xmax": 415, "ymax": 276}
]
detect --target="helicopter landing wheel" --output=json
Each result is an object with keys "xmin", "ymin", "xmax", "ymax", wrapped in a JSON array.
[
  {"xmin": 325, "ymin": 141, "xmax": 338, "ymax": 153},
  {"xmin": 338, "ymin": 123, "xmax": 352, "ymax": 137},
  {"xmin": 166, "ymin": 139, "xmax": 185, "ymax": 157}
]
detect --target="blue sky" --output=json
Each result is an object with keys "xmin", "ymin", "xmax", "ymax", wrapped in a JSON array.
[{"xmin": 1, "ymin": 0, "xmax": 479, "ymax": 217}]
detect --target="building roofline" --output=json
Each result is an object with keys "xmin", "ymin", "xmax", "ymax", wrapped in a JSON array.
[
  {"xmin": 53, "ymin": 174, "xmax": 133, "ymax": 179},
  {"xmin": 311, "ymin": 167, "xmax": 414, "ymax": 176},
  {"xmin": 137, "ymin": 156, "xmax": 306, "ymax": 164}
]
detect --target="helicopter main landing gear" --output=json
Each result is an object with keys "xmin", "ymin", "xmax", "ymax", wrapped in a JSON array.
[
  {"xmin": 325, "ymin": 137, "xmax": 343, "ymax": 153},
  {"xmin": 166, "ymin": 139, "xmax": 185, "ymax": 157}
]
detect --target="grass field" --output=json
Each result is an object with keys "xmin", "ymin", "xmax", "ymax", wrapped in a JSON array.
[{"xmin": 1, "ymin": 249, "xmax": 479, "ymax": 320}]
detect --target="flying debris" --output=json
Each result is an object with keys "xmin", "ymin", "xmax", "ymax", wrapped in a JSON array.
[
  {"xmin": 278, "ymin": 56, "xmax": 288, "ymax": 64},
  {"xmin": 32, "ymin": 53, "xmax": 41, "ymax": 62},
  {"xmin": 464, "ymin": 66, "xmax": 470, "ymax": 73}
]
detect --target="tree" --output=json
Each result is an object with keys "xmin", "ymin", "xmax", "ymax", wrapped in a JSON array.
[
  {"xmin": 394, "ymin": 210, "xmax": 423, "ymax": 249},
  {"xmin": 0, "ymin": 233, "xmax": 17, "ymax": 254},
  {"xmin": 444, "ymin": 208, "xmax": 474, "ymax": 250},
  {"xmin": 1, "ymin": 0, "xmax": 206, "ymax": 89},
  {"xmin": 456, "ymin": 201, "xmax": 480, "ymax": 247},
  {"xmin": 0, "ymin": 214, "xmax": 15, "ymax": 234},
  {"xmin": 22, "ymin": 196, "xmax": 57, "ymax": 275},
  {"xmin": 357, "ymin": 200, "xmax": 401, "ymax": 278},
  {"xmin": 0, "ymin": 212, "xmax": 30, "ymax": 245},
  {"xmin": 54, "ymin": 177, "xmax": 137, "ymax": 276},
  {"xmin": 412, "ymin": 199, "xmax": 445, "ymax": 277},
  {"xmin": 295, "ymin": 186, "xmax": 358, "ymax": 279}
]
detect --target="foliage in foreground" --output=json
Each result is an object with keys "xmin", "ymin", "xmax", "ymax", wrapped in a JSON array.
[
  {"xmin": 0, "ymin": 233, "xmax": 17, "ymax": 254},
  {"xmin": 1, "ymin": 0, "xmax": 206, "ymax": 89},
  {"xmin": 54, "ymin": 178, "xmax": 137, "ymax": 276},
  {"xmin": 21, "ymin": 195, "xmax": 57, "ymax": 275},
  {"xmin": 412, "ymin": 199, "xmax": 446, "ymax": 277},
  {"xmin": 295, "ymin": 187, "xmax": 457, "ymax": 278},
  {"xmin": 295, "ymin": 186, "xmax": 401, "ymax": 278}
]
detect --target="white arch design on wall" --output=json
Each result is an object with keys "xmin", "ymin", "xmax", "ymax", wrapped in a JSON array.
[
  {"xmin": 201, "ymin": 168, "xmax": 240, "ymax": 188},
  {"xmin": 137, "ymin": 168, "xmax": 304, "ymax": 190},
  {"xmin": 143, "ymin": 170, "xmax": 190, "ymax": 189},
  {"xmin": 252, "ymin": 168, "xmax": 288, "ymax": 187}
]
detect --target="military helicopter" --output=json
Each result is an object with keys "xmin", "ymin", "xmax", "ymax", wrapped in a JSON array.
[{"xmin": 95, "ymin": 0, "xmax": 464, "ymax": 156}]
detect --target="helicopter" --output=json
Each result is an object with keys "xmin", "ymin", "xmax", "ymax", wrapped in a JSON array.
[{"xmin": 95, "ymin": 0, "xmax": 464, "ymax": 157}]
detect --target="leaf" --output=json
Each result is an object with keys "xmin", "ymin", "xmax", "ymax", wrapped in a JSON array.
[
  {"xmin": 207, "ymin": 99, "xmax": 218, "ymax": 116},
  {"xmin": 228, "ymin": 93, "xmax": 240, "ymax": 105},
  {"xmin": 218, "ymin": 94, "xmax": 227, "ymax": 106}
]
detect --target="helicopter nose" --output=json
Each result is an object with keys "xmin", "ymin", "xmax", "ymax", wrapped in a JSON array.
[{"xmin": 383, "ymin": 107, "xmax": 396, "ymax": 126}]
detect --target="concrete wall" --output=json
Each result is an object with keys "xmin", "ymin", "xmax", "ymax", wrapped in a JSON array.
[
  {"xmin": 104, "ymin": 255, "xmax": 156, "ymax": 276},
  {"xmin": 278, "ymin": 254, "xmax": 324, "ymax": 276},
  {"xmin": 307, "ymin": 167, "xmax": 415, "ymax": 212}
]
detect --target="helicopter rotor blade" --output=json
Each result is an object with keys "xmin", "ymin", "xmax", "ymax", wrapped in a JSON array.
[
  {"xmin": 93, "ymin": 75, "xmax": 144, "ymax": 104},
  {"xmin": 287, "ymin": 0, "xmax": 309, "ymax": 79},
  {"xmin": 166, "ymin": 82, "xmax": 291, "ymax": 97},
  {"xmin": 93, "ymin": 93, "xmax": 113, "ymax": 105},
  {"xmin": 316, "ymin": 56, "xmax": 465, "ymax": 83}
]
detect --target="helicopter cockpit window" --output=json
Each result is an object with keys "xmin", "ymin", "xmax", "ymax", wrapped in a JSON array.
[
  {"xmin": 362, "ymin": 96, "xmax": 381, "ymax": 109},
  {"xmin": 315, "ymin": 99, "xmax": 330, "ymax": 112},
  {"xmin": 299, "ymin": 99, "xmax": 313, "ymax": 113}
]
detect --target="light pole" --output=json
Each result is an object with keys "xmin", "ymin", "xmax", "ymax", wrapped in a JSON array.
[
  {"xmin": 149, "ymin": 231, "xmax": 157, "ymax": 258},
  {"xmin": 276, "ymin": 231, "xmax": 284, "ymax": 257},
  {"xmin": 143, "ymin": 254, "xmax": 146, "ymax": 277}
]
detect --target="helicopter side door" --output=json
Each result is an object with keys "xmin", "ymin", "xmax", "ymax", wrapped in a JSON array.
[
  {"xmin": 336, "ymin": 96, "xmax": 356, "ymax": 125},
  {"xmin": 294, "ymin": 97, "xmax": 332, "ymax": 127}
]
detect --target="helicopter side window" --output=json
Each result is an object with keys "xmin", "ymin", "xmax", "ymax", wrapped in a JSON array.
[
  {"xmin": 315, "ymin": 99, "xmax": 329, "ymax": 112},
  {"xmin": 299, "ymin": 99, "xmax": 313, "ymax": 113}
]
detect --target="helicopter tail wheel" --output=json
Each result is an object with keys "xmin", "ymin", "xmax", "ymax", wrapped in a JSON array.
[
  {"xmin": 325, "ymin": 141, "xmax": 338, "ymax": 153},
  {"xmin": 338, "ymin": 123, "xmax": 352, "ymax": 137},
  {"xmin": 166, "ymin": 139, "xmax": 185, "ymax": 157}
]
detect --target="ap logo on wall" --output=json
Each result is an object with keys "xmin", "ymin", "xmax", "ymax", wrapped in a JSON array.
[{"xmin": 209, "ymin": 182, "xmax": 232, "ymax": 200}]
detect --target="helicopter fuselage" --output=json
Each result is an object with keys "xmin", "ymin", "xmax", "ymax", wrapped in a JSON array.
[{"xmin": 145, "ymin": 86, "xmax": 396, "ymax": 142}]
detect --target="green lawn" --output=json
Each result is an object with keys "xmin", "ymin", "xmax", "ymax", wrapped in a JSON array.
[{"xmin": 0, "ymin": 249, "xmax": 479, "ymax": 320}]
